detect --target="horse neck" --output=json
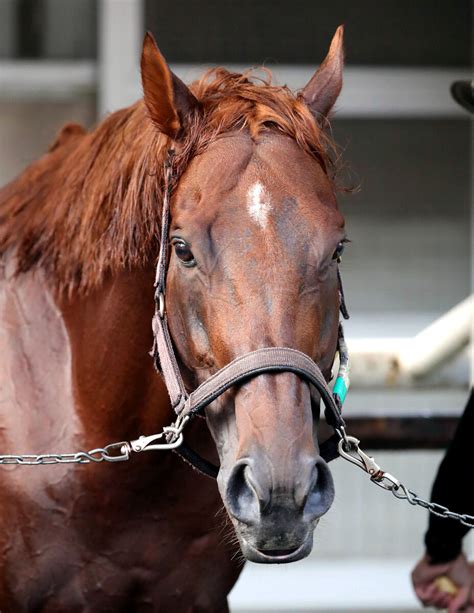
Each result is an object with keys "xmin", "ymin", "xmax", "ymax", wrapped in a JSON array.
[{"xmin": 58, "ymin": 266, "xmax": 174, "ymax": 446}]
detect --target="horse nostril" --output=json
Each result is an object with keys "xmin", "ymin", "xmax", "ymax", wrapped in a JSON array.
[
  {"xmin": 225, "ymin": 457, "xmax": 334, "ymax": 526},
  {"xmin": 303, "ymin": 457, "xmax": 335, "ymax": 521},
  {"xmin": 225, "ymin": 461, "xmax": 261, "ymax": 525}
]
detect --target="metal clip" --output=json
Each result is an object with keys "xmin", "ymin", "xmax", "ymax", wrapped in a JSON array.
[
  {"xmin": 337, "ymin": 435, "xmax": 381, "ymax": 476},
  {"xmin": 130, "ymin": 430, "xmax": 183, "ymax": 452},
  {"xmin": 337, "ymin": 435, "xmax": 401, "ymax": 491},
  {"xmin": 130, "ymin": 416, "xmax": 190, "ymax": 453}
]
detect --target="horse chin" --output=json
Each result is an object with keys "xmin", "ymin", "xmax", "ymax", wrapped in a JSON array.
[{"xmin": 239, "ymin": 532, "xmax": 314, "ymax": 564}]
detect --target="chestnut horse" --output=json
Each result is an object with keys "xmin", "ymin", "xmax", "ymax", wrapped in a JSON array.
[{"xmin": 0, "ymin": 27, "xmax": 346, "ymax": 611}]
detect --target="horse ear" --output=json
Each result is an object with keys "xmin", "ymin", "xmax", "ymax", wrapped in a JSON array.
[
  {"xmin": 141, "ymin": 32, "xmax": 199, "ymax": 139},
  {"xmin": 301, "ymin": 25, "xmax": 344, "ymax": 119}
]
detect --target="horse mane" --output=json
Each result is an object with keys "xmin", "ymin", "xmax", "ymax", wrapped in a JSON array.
[{"xmin": 0, "ymin": 68, "xmax": 340, "ymax": 293}]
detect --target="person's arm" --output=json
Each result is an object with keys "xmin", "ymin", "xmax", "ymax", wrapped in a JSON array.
[
  {"xmin": 425, "ymin": 388, "xmax": 473, "ymax": 562},
  {"xmin": 412, "ymin": 389, "xmax": 474, "ymax": 612}
]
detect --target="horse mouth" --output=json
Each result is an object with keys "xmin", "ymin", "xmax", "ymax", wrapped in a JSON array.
[{"xmin": 240, "ymin": 534, "xmax": 313, "ymax": 564}]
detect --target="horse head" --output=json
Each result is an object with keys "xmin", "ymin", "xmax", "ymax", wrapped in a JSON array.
[{"xmin": 141, "ymin": 28, "xmax": 346, "ymax": 564}]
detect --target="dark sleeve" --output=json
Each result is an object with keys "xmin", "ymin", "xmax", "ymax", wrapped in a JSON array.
[{"xmin": 424, "ymin": 388, "xmax": 474, "ymax": 563}]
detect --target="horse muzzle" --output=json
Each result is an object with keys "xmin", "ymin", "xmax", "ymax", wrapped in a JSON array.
[{"xmin": 222, "ymin": 453, "xmax": 335, "ymax": 564}]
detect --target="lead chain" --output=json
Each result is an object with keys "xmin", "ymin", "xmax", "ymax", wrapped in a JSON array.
[
  {"xmin": 0, "ymin": 415, "xmax": 190, "ymax": 466},
  {"xmin": 391, "ymin": 484, "xmax": 474, "ymax": 528},
  {"xmin": 0, "ymin": 441, "xmax": 130, "ymax": 465},
  {"xmin": 338, "ymin": 432, "xmax": 474, "ymax": 528}
]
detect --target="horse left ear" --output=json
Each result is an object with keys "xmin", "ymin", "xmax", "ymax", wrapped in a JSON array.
[
  {"xmin": 141, "ymin": 32, "xmax": 200, "ymax": 139},
  {"xmin": 301, "ymin": 25, "xmax": 344, "ymax": 119}
]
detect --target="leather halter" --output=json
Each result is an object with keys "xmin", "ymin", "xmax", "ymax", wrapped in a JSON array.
[{"xmin": 151, "ymin": 149, "xmax": 350, "ymax": 478}]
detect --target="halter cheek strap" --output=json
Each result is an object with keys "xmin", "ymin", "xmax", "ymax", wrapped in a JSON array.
[{"xmin": 151, "ymin": 149, "xmax": 351, "ymax": 478}]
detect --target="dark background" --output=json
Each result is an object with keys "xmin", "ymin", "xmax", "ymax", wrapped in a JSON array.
[
  {"xmin": 145, "ymin": 0, "xmax": 471, "ymax": 66},
  {"xmin": 7, "ymin": 0, "xmax": 471, "ymax": 66}
]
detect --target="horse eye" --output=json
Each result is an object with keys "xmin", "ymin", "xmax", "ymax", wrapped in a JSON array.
[
  {"xmin": 172, "ymin": 240, "xmax": 196, "ymax": 266},
  {"xmin": 333, "ymin": 241, "xmax": 345, "ymax": 262}
]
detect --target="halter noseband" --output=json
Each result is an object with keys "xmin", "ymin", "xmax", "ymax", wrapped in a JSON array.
[{"xmin": 151, "ymin": 149, "xmax": 350, "ymax": 478}]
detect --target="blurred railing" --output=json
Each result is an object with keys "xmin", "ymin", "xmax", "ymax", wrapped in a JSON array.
[{"xmin": 348, "ymin": 296, "xmax": 472, "ymax": 386}]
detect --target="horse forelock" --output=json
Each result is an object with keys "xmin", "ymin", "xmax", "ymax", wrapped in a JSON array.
[{"xmin": 0, "ymin": 67, "xmax": 340, "ymax": 293}]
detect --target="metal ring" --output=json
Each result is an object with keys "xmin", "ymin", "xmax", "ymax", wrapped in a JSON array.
[{"xmin": 158, "ymin": 292, "xmax": 165, "ymax": 318}]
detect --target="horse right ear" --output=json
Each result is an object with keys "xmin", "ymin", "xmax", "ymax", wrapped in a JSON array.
[{"xmin": 141, "ymin": 32, "xmax": 200, "ymax": 139}]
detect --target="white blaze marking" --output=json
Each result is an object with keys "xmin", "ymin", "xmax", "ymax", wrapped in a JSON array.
[{"xmin": 247, "ymin": 182, "xmax": 271, "ymax": 229}]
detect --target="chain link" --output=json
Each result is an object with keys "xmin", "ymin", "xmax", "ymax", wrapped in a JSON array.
[
  {"xmin": 0, "ymin": 442, "xmax": 131, "ymax": 465},
  {"xmin": 338, "ymin": 431, "xmax": 474, "ymax": 529},
  {"xmin": 0, "ymin": 415, "xmax": 191, "ymax": 466},
  {"xmin": 392, "ymin": 483, "xmax": 474, "ymax": 528}
]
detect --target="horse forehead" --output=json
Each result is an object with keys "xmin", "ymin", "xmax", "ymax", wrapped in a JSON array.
[
  {"xmin": 174, "ymin": 136, "xmax": 342, "ymax": 260},
  {"xmin": 225, "ymin": 163, "xmax": 337, "ymax": 247},
  {"xmin": 177, "ymin": 134, "xmax": 336, "ymax": 227},
  {"xmin": 182, "ymin": 132, "xmax": 327, "ymax": 195}
]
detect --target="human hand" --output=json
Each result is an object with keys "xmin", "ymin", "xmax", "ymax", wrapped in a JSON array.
[{"xmin": 411, "ymin": 552, "xmax": 474, "ymax": 612}]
